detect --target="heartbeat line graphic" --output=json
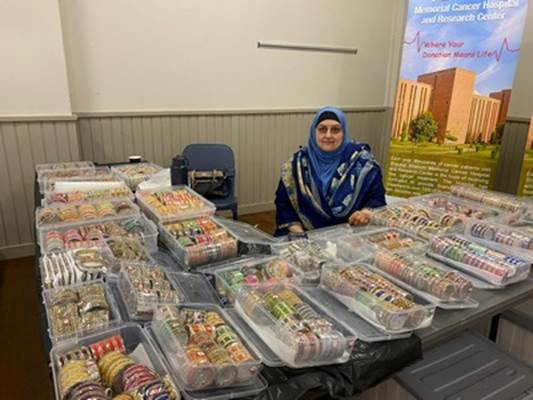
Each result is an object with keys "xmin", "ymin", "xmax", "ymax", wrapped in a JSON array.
[{"xmin": 404, "ymin": 31, "xmax": 520, "ymax": 61}]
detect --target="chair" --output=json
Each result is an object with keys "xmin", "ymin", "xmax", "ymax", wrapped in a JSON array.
[{"xmin": 183, "ymin": 143, "xmax": 238, "ymax": 220}]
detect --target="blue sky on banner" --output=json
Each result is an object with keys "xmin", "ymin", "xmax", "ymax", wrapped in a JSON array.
[{"xmin": 400, "ymin": 0, "xmax": 528, "ymax": 95}]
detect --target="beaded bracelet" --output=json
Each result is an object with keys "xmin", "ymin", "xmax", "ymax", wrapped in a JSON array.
[
  {"xmin": 469, "ymin": 221, "xmax": 533, "ymax": 250},
  {"xmin": 139, "ymin": 188, "xmax": 207, "ymax": 217},
  {"xmin": 46, "ymin": 187, "xmax": 132, "ymax": 205},
  {"xmin": 37, "ymin": 200, "xmax": 136, "ymax": 226},
  {"xmin": 451, "ymin": 185, "xmax": 526, "ymax": 213}
]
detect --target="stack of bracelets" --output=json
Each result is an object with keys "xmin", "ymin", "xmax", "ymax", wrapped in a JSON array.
[
  {"xmin": 217, "ymin": 259, "xmax": 293, "ymax": 302},
  {"xmin": 48, "ymin": 283, "xmax": 111, "ymax": 340},
  {"xmin": 154, "ymin": 305, "xmax": 258, "ymax": 389},
  {"xmin": 37, "ymin": 200, "xmax": 136, "ymax": 226},
  {"xmin": 164, "ymin": 217, "xmax": 238, "ymax": 267},
  {"xmin": 119, "ymin": 263, "xmax": 181, "ymax": 319},
  {"xmin": 45, "ymin": 187, "xmax": 133, "ymax": 205},
  {"xmin": 468, "ymin": 221, "xmax": 533, "ymax": 250},
  {"xmin": 451, "ymin": 184, "xmax": 526, "ymax": 213},
  {"xmin": 112, "ymin": 163, "xmax": 163, "ymax": 190},
  {"xmin": 278, "ymin": 241, "xmax": 336, "ymax": 283},
  {"xmin": 42, "ymin": 248, "xmax": 110, "ymax": 289},
  {"xmin": 363, "ymin": 229, "xmax": 423, "ymax": 251},
  {"xmin": 417, "ymin": 195, "xmax": 497, "ymax": 220},
  {"xmin": 139, "ymin": 188, "xmax": 208, "ymax": 219},
  {"xmin": 373, "ymin": 250, "xmax": 472, "ymax": 301},
  {"xmin": 321, "ymin": 265, "xmax": 427, "ymax": 331},
  {"xmin": 239, "ymin": 285, "xmax": 347, "ymax": 363},
  {"xmin": 55, "ymin": 334, "xmax": 179, "ymax": 400},
  {"xmin": 429, "ymin": 235, "xmax": 528, "ymax": 284},
  {"xmin": 107, "ymin": 237, "xmax": 151, "ymax": 263},
  {"xmin": 43, "ymin": 228, "xmax": 106, "ymax": 253},
  {"xmin": 36, "ymin": 161, "xmax": 94, "ymax": 172}
]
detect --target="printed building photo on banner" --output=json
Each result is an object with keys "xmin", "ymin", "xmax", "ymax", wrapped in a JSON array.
[
  {"xmin": 517, "ymin": 112, "xmax": 533, "ymax": 195},
  {"xmin": 386, "ymin": 0, "xmax": 529, "ymax": 197}
]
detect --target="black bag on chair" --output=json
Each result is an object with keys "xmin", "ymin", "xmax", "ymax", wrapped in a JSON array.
[{"xmin": 189, "ymin": 169, "xmax": 230, "ymax": 198}]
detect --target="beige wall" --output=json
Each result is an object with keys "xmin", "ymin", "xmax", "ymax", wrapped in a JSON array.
[{"xmin": 0, "ymin": 0, "xmax": 71, "ymax": 116}]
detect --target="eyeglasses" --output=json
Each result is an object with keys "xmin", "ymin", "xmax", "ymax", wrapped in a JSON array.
[{"xmin": 316, "ymin": 125, "xmax": 342, "ymax": 135}]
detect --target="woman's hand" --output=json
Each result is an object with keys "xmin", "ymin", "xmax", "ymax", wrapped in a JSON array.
[
  {"xmin": 348, "ymin": 209, "xmax": 371, "ymax": 226},
  {"xmin": 288, "ymin": 223, "xmax": 304, "ymax": 233}
]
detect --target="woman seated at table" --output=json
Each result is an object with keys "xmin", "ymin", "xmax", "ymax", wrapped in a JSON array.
[{"xmin": 274, "ymin": 106, "xmax": 386, "ymax": 236}]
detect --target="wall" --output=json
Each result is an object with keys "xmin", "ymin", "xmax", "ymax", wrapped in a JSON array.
[
  {"xmin": 0, "ymin": 0, "xmax": 71, "ymax": 116},
  {"xmin": 60, "ymin": 0, "xmax": 396, "ymax": 112}
]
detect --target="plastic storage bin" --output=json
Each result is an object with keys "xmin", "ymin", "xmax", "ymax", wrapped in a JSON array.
[
  {"xmin": 214, "ymin": 217, "xmax": 276, "ymax": 257},
  {"xmin": 40, "ymin": 247, "xmax": 115, "ymax": 289},
  {"xmin": 106, "ymin": 236, "xmax": 153, "ymax": 265},
  {"xmin": 43, "ymin": 184, "xmax": 134, "ymax": 206},
  {"xmin": 151, "ymin": 304, "xmax": 263, "ymax": 390},
  {"xmin": 411, "ymin": 193, "xmax": 501, "ymax": 221},
  {"xmin": 43, "ymin": 280, "xmax": 121, "ymax": 344},
  {"xmin": 320, "ymin": 264, "xmax": 436, "ymax": 334},
  {"xmin": 136, "ymin": 185, "xmax": 216, "ymax": 223},
  {"xmin": 39, "ymin": 166, "xmax": 113, "ymax": 193},
  {"xmin": 111, "ymin": 162, "xmax": 164, "ymax": 190},
  {"xmin": 370, "ymin": 250, "xmax": 479, "ymax": 309},
  {"xmin": 50, "ymin": 323, "xmax": 179, "ymax": 400},
  {"xmin": 234, "ymin": 282, "xmax": 356, "ymax": 368},
  {"xmin": 427, "ymin": 234, "xmax": 531, "ymax": 287},
  {"xmin": 451, "ymin": 184, "xmax": 528, "ymax": 215},
  {"xmin": 117, "ymin": 261, "xmax": 185, "ymax": 321},
  {"xmin": 35, "ymin": 161, "xmax": 94, "ymax": 172},
  {"xmin": 159, "ymin": 216, "xmax": 238, "ymax": 269}
]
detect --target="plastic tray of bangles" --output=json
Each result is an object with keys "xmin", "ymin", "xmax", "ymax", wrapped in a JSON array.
[
  {"xmin": 214, "ymin": 217, "xmax": 277, "ymax": 256},
  {"xmin": 207, "ymin": 256, "xmax": 300, "ymax": 304},
  {"xmin": 427, "ymin": 234, "xmax": 532, "ymax": 288},
  {"xmin": 451, "ymin": 184, "xmax": 528, "ymax": 215},
  {"xmin": 43, "ymin": 280, "xmax": 122, "ymax": 344},
  {"xmin": 35, "ymin": 161, "xmax": 95, "ymax": 173},
  {"xmin": 106, "ymin": 236, "xmax": 153, "ymax": 266},
  {"xmin": 150, "ymin": 304, "xmax": 263, "ymax": 391},
  {"xmin": 111, "ymin": 162, "xmax": 164, "ymax": 191},
  {"xmin": 320, "ymin": 264, "xmax": 436, "ymax": 334},
  {"xmin": 159, "ymin": 216, "xmax": 239, "ymax": 269},
  {"xmin": 43, "ymin": 183, "xmax": 134, "ymax": 206},
  {"xmin": 50, "ymin": 323, "xmax": 180, "ymax": 400},
  {"xmin": 368, "ymin": 250, "xmax": 479, "ymax": 310},
  {"xmin": 39, "ymin": 166, "xmax": 113, "ymax": 193},
  {"xmin": 40, "ymin": 247, "xmax": 116, "ymax": 289},
  {"xmin": 271, "ymin": 240, "xmax": 341, "ymax": 284},
  {"xmin": 117, "ymin": 261, "xmax": 185, "ymax": 321},
  {"xmin": 136, "ymin": 185, "xmax": 216, "ymax": 223},
  {"xmin": 410, "ymin": 193, "xmax": 502, "ymax": 222},
  {"xmin": 234, "ymin": 282, "xmax": 356, "ymax": 368},
  {"xmin": 465, "ymin": 219, "xmax": 533, "ymax": 261},
  {"xmin": 36, "ymin": 198, "xmax": 140, "ymax": 231},
  {"xmin": 369, "ymin": 202, "xmax": 461, "ymax": 240},
  {"xmin": 335, "ymin": 228, "xmax": 428, "ymax": 261}
]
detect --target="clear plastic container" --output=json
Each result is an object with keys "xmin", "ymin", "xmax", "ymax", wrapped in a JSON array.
[
  {"xmin": 151, "ymin": 304, "xmax": 263, "ymax": 391},
  {"xmin": 43, "ymin": 280, "xmax": 121, "ymax": 344},
  {"xmin": 117, "ymin": 261, "xmax": 186, "ymax": 321},
  {"xmin": 208, "ymin": 256, "xmax": 300, "ymax": 304},
  {"xmin": 159, "ymin": 216, "xmax": 238, "ymax": 269},
  {"xmin": 214, "ymin": 217, "xmax": 276, "ymax": 257},
  {"xmin": 320, "ymin": 264, "xmax": 436, "ymax": 334},
  {"xmin": 168, "ymin": 271, "xmax": 222, "ymax": 304},
  {"xmin": 39, "ymin": 166, "xmax": 112, "ymax": 193},
  {"xmin": 136, "ymin": 185, "xmax": 216, "ymax": 223},
  {"xmin": 411, "ymin": 193, "xmax": 502, "ymax": 221},
  {"xmin": 106, "ymin": 236, "xmax": 153, "ymax": 265},
  {"xmin": 35, "ymin": 160, "xmax": 94, "ymax": 173},
  {"xmin": 36, "ymin": 198, "xmax": 140, "ymax": 230},
  {"xmin": 40, "ymin": 247, "xmax": 115, "ymax": 289},
  {"xmin": 369, "ymin": 250, "xmax": 479, "ymax": 310},
  {"xmin": 451, "ymin": 184, "xmax": 528, "ymax": 215},
  {"xmin": 234, "ymin": 282, "xmax": 356, "ymax": 368},
  {"xmin": 427, "ymin": 234, "xmax": 531, "ymax": 287},
  {"xmin": 464, "ymin": 218, "xmax": 533, "ymax": 261},
  {"xmin": 50, "ymin": 323, "xmax": 179, "ymax": 400},
  {"xmin": 111, "ymin": 162, "xmax": 164, "ymax": 191},
  {"xmin": 43, "ymin": 184, "xmax": 134, "ymax": 206}
]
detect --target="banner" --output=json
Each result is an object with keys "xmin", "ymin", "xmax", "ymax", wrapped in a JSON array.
[
  {"xmin": 385, "ymin": 0, "xmax": 529, "ymax": 197},
  {"xmin": 517, "ymin": 112, "xmax": 533, "ymax": 195}
]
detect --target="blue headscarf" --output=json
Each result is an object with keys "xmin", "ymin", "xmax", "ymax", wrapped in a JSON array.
[{"xmin": 307, "ymin": 106, "xmax": 350, "ymax": 194}]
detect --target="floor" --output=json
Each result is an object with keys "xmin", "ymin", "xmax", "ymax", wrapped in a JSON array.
[{"xmin": 0, "ymin": 211, "xmax": 276, "ymax": 400}]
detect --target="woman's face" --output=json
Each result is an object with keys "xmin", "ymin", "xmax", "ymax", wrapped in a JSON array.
[{"xmin": 315, "ymin": 119, "xmax": 343, "ymax": 152}]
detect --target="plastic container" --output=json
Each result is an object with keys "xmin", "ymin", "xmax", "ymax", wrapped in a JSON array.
[
  {"xmin": 159, "ymin": 216, "xmax": 238, "ymax": 269},
  {"xmin": 39, "ymin": 166, "xmax": 112, "ymax": 193},
  {"xmin": 411, "ymin": 193, "xmax": 501, "ymax": 221},
  {"xmin": 151, "ymin": 304, "xmax": 263, "ymax": 391},
  {"xmin": 117, "ymin": 261, "xmax": 186, "ymax": 321},
  {"xmin": 320, "ymin": 264, "xmax": 436, "ymax": 334},
  {"xmin": 168, "ymin": 271, "xmax": 222, "ymax": 304},
  {"xmin": 50, "ymin": 323, "xmax": 179, "ymax": 400},
  {"xmin": 451, "ymin": 184, "xmax": 528, "ymax": 215},
  {"xmin": 36, "ymin": 198, "xmax": 140, "ymax": 230},
  {"xmin": 465, "ymin": 218, "xmax": 533, "ymax": 261},
  {"xmin": 40, "ymin": 246, "xmax": 115, "ymax": 289},
  {"xmin": 234, "ymin": 282, "xmax": 356, "ymax": 368},
  {"xmin": 35, "ymin": 161, "xmax": 94, "ymax": 173},
  {"xmin": 111, "ymin": 162, "xmax": 164, "ymax": 191},
  {"xmin": 106, "ymin": 236, "xmax": 153, "ymax": 265},
  {"xmin": 43, "ymin": 184, "xmax": 134, "ymax": 206},
  {"xmin": 427, "ymin": 234, "xmax": 531, "ymax": 287},
  {"xmin": 214, "ymin": 217, "xmax": 276, "ymax": 257},
  {"xmin": 369, "ymin": 250, "xmax": 479, "ymax": 310},
  {"xmin": 208, "ymin": 256, "xmax": 300, "ymax": 304},
  {"xmin": 43, "ymin": 280, "xmax": 121, "ymax": 344},
  {"xmin": 136, "ymin": 185, "xmax": 216, "ymax": 223}
]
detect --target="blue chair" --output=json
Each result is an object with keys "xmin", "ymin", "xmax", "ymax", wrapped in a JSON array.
[{"xmin": 183, "ymin": 143, "xmax": 238, "ymax": 220}]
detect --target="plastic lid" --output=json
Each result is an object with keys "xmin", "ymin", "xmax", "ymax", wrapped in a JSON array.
[
  {"xmin": 214, "ymin": 217, "xmax": 278, "ymax": 245},
  {"xmin": 168, "ymin": 271, "xmax": 221, "ymax": 304}
]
